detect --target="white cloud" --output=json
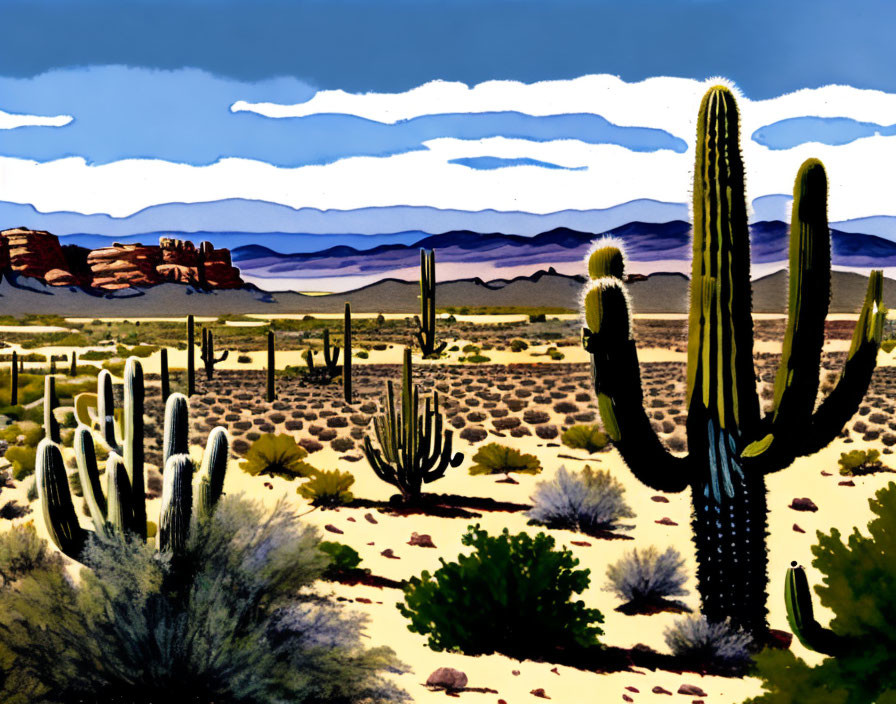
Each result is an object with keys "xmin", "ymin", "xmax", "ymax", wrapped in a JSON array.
[{"xmin": 0, "ymin": 110, "xmax": 73, "ymax": 130}]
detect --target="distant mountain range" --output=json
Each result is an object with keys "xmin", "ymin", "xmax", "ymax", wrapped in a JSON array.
[{"xmin": 227, "ymin": 220, "xmax": 896, "ymax": 292}]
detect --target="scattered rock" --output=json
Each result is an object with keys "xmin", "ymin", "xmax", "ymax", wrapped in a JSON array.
[
  {"xmin": 793, "ymin": 524, "xmax": 805, "ymax": 533},
  {"xmin": 651, "ymin": 495, "xmax": 670, "ymax": 503},
  {"xmin": 651, "ymin": 685, "xmax": 672, "ymax": 695},
  {"xmin": 364, "ymin": 512, "xmax": 378, "ymax": 524},
  {"xmin": 790, "ymin": 498, "xmax": 818, "ymax": 512},
  {"xmin": 838, "ymin": 480, "xmax": 855, "ymax": 487},
  {"xmin": 380, "ymin": 548, "xmax": 400, "ymax": 559},
  {"xmin": 408, "ymin": 532, "xmax": 436, "ymax": 548},
  {"xmin": 624, "ymin": 687, "xmax": 639, "ymax": 693},
  {"xmin": 355, "ymin": 597, "xmax": 372, "ymax": 604},
  {"xmin": 623, "ymin": 696, "xmax": 633, "ymax": 703},
  {"xmin": 571, "ymin": 540, "xmax": 591, "ymax": 547},
  {"xmin": 655, "ymin": 517, "xmax": 678, "ymax": 526},
  {"xmin": 678, "ymin": 684, "xmax": 707, "ymax": 697},
  {"xmin": 530, "ymin": 688, "xmax": 550, "ymax": 699},
  {"xmin": 425, "ymin": 667, "xmax": 468, "ymax": 691},
  {"xmin": 324, "ymin": 524, "xmax": 344, "ymax": 534}
]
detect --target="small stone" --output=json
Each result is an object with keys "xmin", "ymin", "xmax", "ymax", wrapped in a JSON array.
[
  {"xmin": 678, "ymin": 684, "xmax": 707, "ymax": 697},
  {"xmin": 550, "ymin": 667, "xmax": 559, "ymax": 675},
  {"xmin": 425, "ymin": 667, "xmax": 468, "ymax": 691},
  {"xmin": 530, "ymin": 689, "xmax": 550, "ymax": 699},
  {"xmin": 839, "ymin": 480, "xmax": 855, "ymax": 487},
  {"xmin": 793, "ymin": 524, "xmax": 805, "ymax": 533},
  {"xmin": 355, "ymin": 597, "xmax": 372, "ymax": 604},
  {"xmin": 408, "ymin": 532, "xmax": 436, "ymax": 548},
  {"xmin": 512, "ymin": 670, "xmax": 521, "ymax": 676},
  {"xmin": 380, "ymin": 548, "xmax": 400, "ymax": 559},
  {"xmin": 347, "ymin": 517, "xmax": 356, "ymax": 522},
  {"xmin": 790, "ymin": 498, "xmax": 819, "ymax": 512},
  {"xmin": 651, "ymin": 495, "xmax": 670, "ymax": 503},
  {"xmin": 625, "ymin": 687, "xmax": 640, "ymax": 693},
  {"xmin": 623, "ymin": 696, "xmax": 633, "ymax": 703},
  {"xmin": 364, "ymin": 512, "xmax": 378, "ymax": 524},
  {"xmin": 652, "ymin": 685, "xmax": 672, "ymax": 695},
  {"xmin": 821, "ymin": 470, "xmax": 832, "ymax": 476},
  {"xmin": 571, "ymin": 540, "xmax": 591, "ymax": 547},
  {"xmin": 324, "ymin": 524, "xmax": 344, "ymax": 534},
  {"xmin": 656, "ymin": 517, "xmax": 678, "ymax": 526}
]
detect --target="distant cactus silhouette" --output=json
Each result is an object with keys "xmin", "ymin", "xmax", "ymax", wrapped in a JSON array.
[
  {"xmin": 414, "ymin": 249, "xmax": 446, "ymax": 358},
  {"xmin": 581, "ymin": 86, "xmax": 884, "ymax": 638}
]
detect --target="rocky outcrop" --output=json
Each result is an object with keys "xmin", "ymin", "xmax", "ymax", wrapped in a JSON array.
[{"xmin": 0, "ymin": 228, "xmax": 244, "ymax": 291}]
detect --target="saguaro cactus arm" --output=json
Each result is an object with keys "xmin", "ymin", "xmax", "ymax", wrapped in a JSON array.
[
  {"xmin": 75, "ymin": 425, "xmax": 107, "ymax": 533},
  {"xmin": 159, "ymin": 454, "xmax": 193, "ymax": 554},
  {"xmin": 37, "ymin": 439, "xmax": 86, "ymax": 559},
  {"xmin": 785, "ymin": 562, "xmax": 850, "ymax": 656},
  {"xmin": 582, "ymin": 246, "xmax": 691, "ymax": 493},
  {"xmin": 163, "ymin": 392, "xmax": 189, "ymax": 467}
]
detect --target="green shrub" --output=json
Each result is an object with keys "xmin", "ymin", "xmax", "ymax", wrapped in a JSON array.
[
  {"xmin": 466, "ymin": 354, "xmax": 490, "ymax": 364},
  {"xmin": 240, "ymin": 433, "xmax": 316, "ymax": 480},
  {"xmin": 529, "ymin": 313, "xmax": 547, "ymax": 323},
  {"xmin": 297, "ymin": 469, "xmax": 355, "ymax": 507},
  {"xmin": 355, "ymin": 350, "xmax": 369, "ymax": 359},
  {"xmin": 398, "ymin": 525, "xmax": 603, "ymax": 659},
  {"xmin": 748, "ymin": 482, "xmax": 896, "ymax": 703},
  {"xmin": 79, "ymin": 349, "xmax": 116, "ymax": 361},
  {"xmin": 116, "ymin": 344, "xmax": 156, "ymax": 358},
  {"xmin": 237, "ymin": 354, "xmax": 252, "ymax": 364},
  {"xmin": 0, "ymin": 497, "xmax": 407, "ymax": 703},
  {"xmin": 561, "ymin": 424, "xmax": 610, "ymax": 454},
  {"xmin": 547, "ymin": 347, "xmax": 565, "ymax": 360},
  {"xmin": 101, "ymin": 360, "xmax": 126, "ymax": 377},
  {"xmin": 510, "ymin": 339, "xmax": 529, "ymax": 352},
  {"xmin": 881, "ymin": 339, "xmax": 896, "ymax": 353},
  {"xmin": 319, "ymin": 541, "xmax": 363, "ymax": 573},
  {"xmin": 469, "ymin": 442, "xmax": 541, "ymax": 476},
  {"xmin": 838, "ymin": 448, "xmax": 887, "ymax": 475}
]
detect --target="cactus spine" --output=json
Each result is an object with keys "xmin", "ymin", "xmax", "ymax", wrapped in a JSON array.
[
  {"xmin": 38, "ymin": 355, "xmax": 230, "ymax": 562},
  {"xmin": 187, "ymin": 314, "xmax": 196, "ymax": 396},
  {"xmin": 266, "ymin": 330, "xmax": 275, "ymax": 402},
  {"xmin": 10, "ymin": 350, "xmax": 17, "ymax": 406},
  {"xmin": 363, "ymin": 347, "xmax": 462, "ymax": 503},
  {"xmin": 581, "ymin": 86, "xmax": 884, "ymax": 638},
  {"xmin": 44, "ymin": 375, "xmax": 60, "ymax": 442},
  {"xmin": 344, "ymin": 302, "xmax": 353, "ymax": 403},
  {"xmin": 414, "ymin": 249, "xmax": 447, "ymax": 358},
  {"xmin": 160, "ymin": 347, "xmax": 171, "ymax": 401},
  {"xmin": 200, "ymin": 327, "xmax": 228, "ymax": 380}
]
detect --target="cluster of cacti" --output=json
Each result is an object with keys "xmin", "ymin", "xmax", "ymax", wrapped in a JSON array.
[
  {"xmin": 414, "ymin": 249, "xmax": 446, "ymax": 358},
  {"xmin": 187, "ymin": 314, "xmax": 196, "ymax": 396},
  {"xmin": 266, "ymin": 329, "xmax": 275, "ymax": 402},
  {"xmin": 10, "ymin": 350, "xmax": 17, "ymax": 405},
  {"xmin": 303, "ymin": 328, "xmax": 341, "ymax": 383},
  {"xmin": 581, "ymin": 86, "xmax": 884, "ymax": 638},
  {"xmin": 38, "ymin": 357, "xmax": 229, "ymax": 561},
  {"xmin": 200, "ymin": 326, "xmax": 228, "ymax": 380},
  {"xmin": 362, "ymin": 347, "xmax": 462, "ymax": 503}
]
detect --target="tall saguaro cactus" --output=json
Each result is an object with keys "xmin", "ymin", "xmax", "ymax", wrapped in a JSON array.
[
  {"xmin": 200, "ymin": 327, "xmax": 228, "ymax": 380},
  {"xmin": 414, "ymin": 249, "xmax": 447, "ymax": 358},
  {"xmin": 187, "ymin": 314, "xmax": 196, "ymax": 396},
  {"xmin": 266, "ymin": 330, "xmax": 276, "ymax": 402},
  {"xmin": 344, "ymin": 302, "xmax": 353, "ymax": 403},
  {"xmin": 10, "ymin": 350, "xmax": 18, "ymax": 406},
  {"xmin": 363, "ymin": 347, "xmax": 462, "ymax": 503},
  {"xmin": 38, "ymin": 356, "xmax": 230, "ymax": 562},
  {"xmin": 160, "ymin": 347, "xmax": 171, "ymax": 401},
  {"xmin": 581, "ymin": 86, "xmax": 884, "ymax": 638}
]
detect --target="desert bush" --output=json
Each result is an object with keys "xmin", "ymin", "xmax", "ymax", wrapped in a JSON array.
[
  {"xmin": 747, "ymin": 482, "xmax": 896, "ymax": 703},
  {"xmin": 319, "ymin": 541, "xmax": 363, "ymax": 574},
  {"xmin": 510, "ymin": 339, "xmax": 529, "ymax": 352},
  {"xmin": 468, "ymin": 442, "xmax": 541, "ymax": 477},
  {"xmin": 298, "ymin": 469, "xmax": 355, "ymax": 507},
  {"xmin": 5, "ymin": 446, "xmax": 36, "ymax": 481},
  {"xmin": 237, "ymin": 354, "xmax": 252, "ymax": 364},
  {"xmin": 0, "ymin": 497, "xmax": 407, "ymax": 703},
  {"xmin": 528, "ymin": 466, "xmax": 634, "ymax": 533},
  {"xmin": 239, "ymin": 433, "xmax": 316, "ymax": 480},
  {"xmin": 664, "ymin": 615, "xmax": 752, "ymax": 668},
  {"xmin": 529, "ymin": 313, "xmax": 546, "ymax": 323},
  {"xmin": 561, "ymin": 424, "xmax": 610, "ymax": 453},
  {"xmin": 838, "ymin": 448, "xmax": 887, "ymax": 475},
  {"xmin": 605, "ymin": 546, "xmax": 689, "ymax": 607},
  {"xmin": 355, "ymin": 350, "xmax": 369, "ymax": 359},
  {"xmin": 80, "ymin": 349, "xmax": 116, "ymax": 361},
  {"xmin": 399, "ymin": 525, "xmax": 603, "ymax": 659}
]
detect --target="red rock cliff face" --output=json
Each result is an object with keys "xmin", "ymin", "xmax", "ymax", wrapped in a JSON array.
[{"xmin": 0, "ymin": 228, "xmax": 243, "ymax": 291}]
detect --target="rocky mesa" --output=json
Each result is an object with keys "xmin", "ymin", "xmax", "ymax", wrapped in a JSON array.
[{"xmin": 0, "ymin": 228, "xmax": 244, "ymax": 291}]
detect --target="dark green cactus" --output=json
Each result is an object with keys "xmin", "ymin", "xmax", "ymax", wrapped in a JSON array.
[
  {"xmin": 37, "ymin": 438, "xmax": 86, "ymax": 558},
  {"xmin": 200, "ymin": 327, "xmax": 228, "ymax": 380},
  {"xmin": 160, "ymin": 347, "xmax": 171, "ymax": 401},
  {"xmin": 414, "ymin": 249, "xmax": 447, "ymax": 358},
  {"xmin": 362, "ymin": 347, "xmax": 462, "ymax": 503},
  {"xmin": 159, "ymin": 454, "xmax": 193, "ymax": 554},
  {"xmin": 163, "ymin": 392, "xmax": 189, "ymax": 466},
  {"xmin": 70, "ymin": 351, "xmax": 77, "ymax": 377},
  {"xmin": 344, "ymin": 302, "xmax": 352, "ymax": 403},
  {"xmin": 39, "ymin": 355, "xmax": 230, "ymax": 562},
  {"xmin": 44, "ymin": 375, "xmax": 60, "ymax": 442},
  {"xmin": 322, "ymin": 328, "xmax": 341, "ymax": 377},
  {"xmin": 266, "ymin": 330, "xmax": 275, "ymax": 402},
  {"xmin": 187, "ymin": 314, "xmax": 196, "ymax": 396},
  {"xmin": 97, "ymin": 369, "xmax": 119, "ymax": 451},
  {"xmin": 784, "ymin": 562, "xmax": 849, "ymax": 656},
  {"xmin": 581, "ymin": 86, "xmax": 884, "ymax": 638},
  {"xmin": 10, "ymin": 350, "xmax": 18, "ymax": 406}
]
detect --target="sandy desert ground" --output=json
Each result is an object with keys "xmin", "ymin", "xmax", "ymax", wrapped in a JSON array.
[{"xmin": 1, "ymin": 313, "xmax": 894, "ymax": 703}]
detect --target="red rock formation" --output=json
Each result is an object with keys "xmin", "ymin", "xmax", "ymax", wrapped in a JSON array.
[
  {"xmin": 1, "ymin": 227, "xmax": 72, "ymax": 284},
  {"xmin": 0, "ymin": 228, "xmax": 244, "ymax": 291}
]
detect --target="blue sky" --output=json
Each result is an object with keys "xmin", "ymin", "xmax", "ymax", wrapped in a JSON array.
[{"xmin": 2, "ymin": 0, "xmax": 894, "ymax": 98}]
